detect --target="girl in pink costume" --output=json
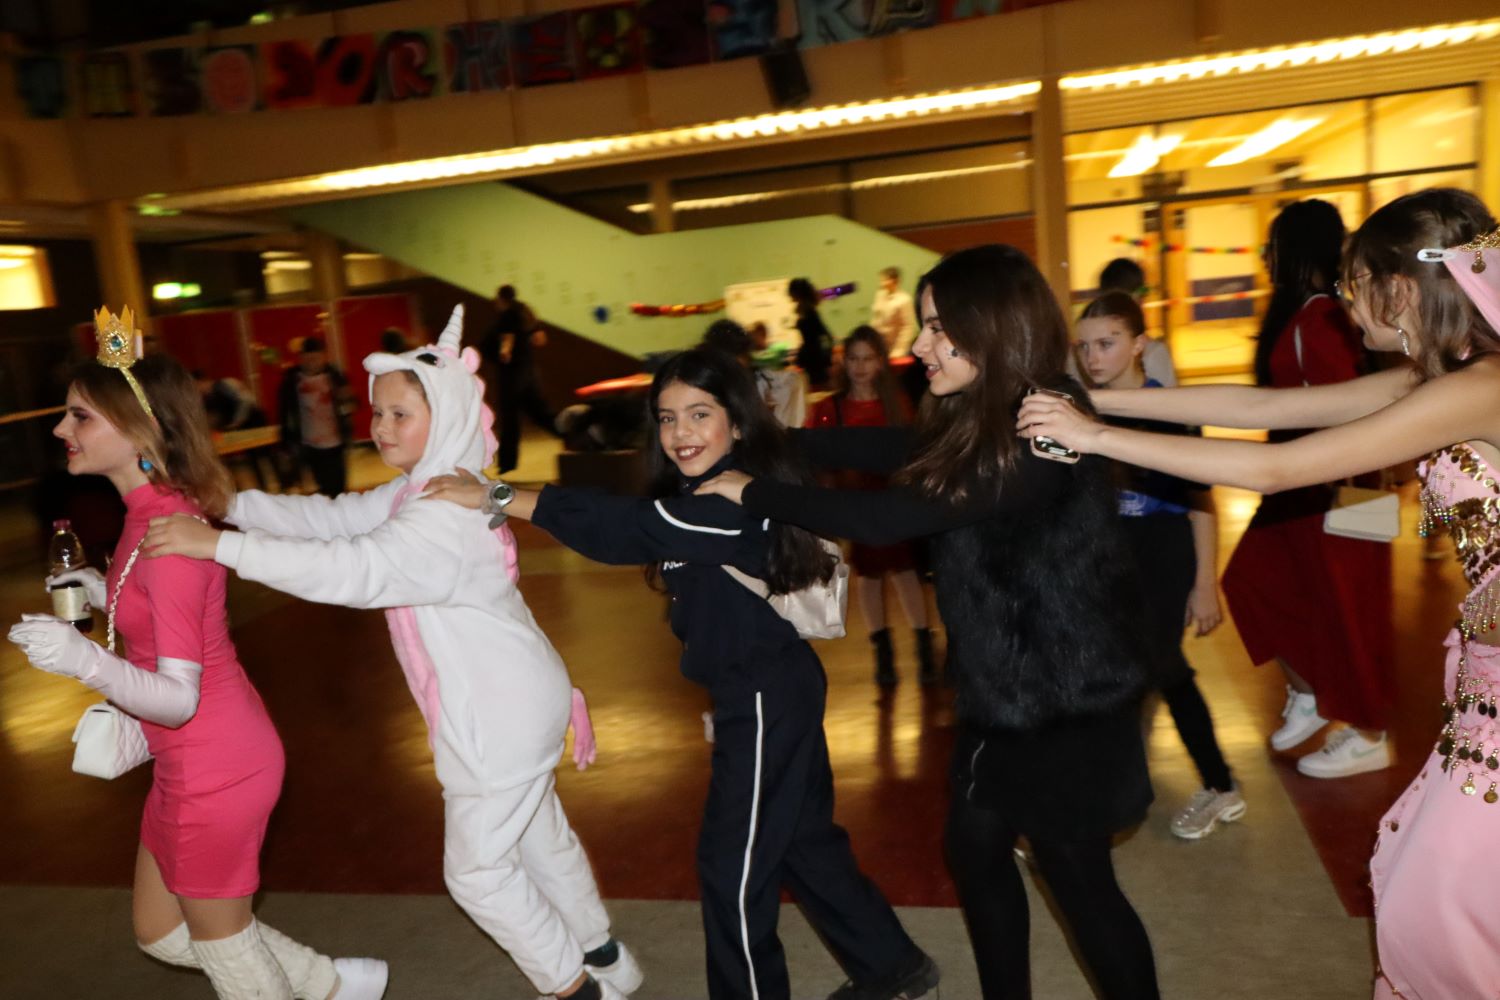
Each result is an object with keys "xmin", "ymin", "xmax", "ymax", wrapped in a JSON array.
[
  {"xmin": 1018, "ymin": 187, "xmax": 1500, "ymax": 999},
  {"xmin": 145, "ymin": 307, "xmax": 639, "ymax": 1000},
  {"xmin": 7, "ymin": 311, "xmax": 386, "ymax": 1000}
]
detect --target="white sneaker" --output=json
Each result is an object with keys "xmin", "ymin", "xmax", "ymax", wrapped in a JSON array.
[
  {"xmin": 1270, "ymin": 686, "xmax": 1327, "ymax": 751},
  {"xmin": 1169, "ymin": 787, "xmax": 1247, "ymax": 840},
  {"xmin": 1297, "ymin": 728, "xmax": 1393, "ymax": 778},
  {"xmin": 585, "ymin": 941, "xmax": 643, "ymax": 995},
  {"xmin": 332, "ymin": 957, "xmax": 389, "ymax": 1000}
]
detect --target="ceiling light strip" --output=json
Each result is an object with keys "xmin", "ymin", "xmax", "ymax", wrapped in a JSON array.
[
  {"xmin": 627, "ymin": 158, "xmax": 1035, "ymax": 214},
  {"xmin": 1061, "ymin": 18, "xmax": 1500, "ymax": 92}
]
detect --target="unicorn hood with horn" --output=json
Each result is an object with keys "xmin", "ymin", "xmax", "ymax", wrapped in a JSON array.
[{"xmin": 362, "ymin": 304, "xmax": 496, "ymax": 488}]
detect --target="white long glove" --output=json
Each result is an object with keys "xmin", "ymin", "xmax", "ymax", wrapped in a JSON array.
[
  {"xmin": 46, "ymin": 568, "xmax": 108, "ymax": 611},
  {"xmin": 7, "ymin": 614, "xmax": 201, "ymax": 728}
]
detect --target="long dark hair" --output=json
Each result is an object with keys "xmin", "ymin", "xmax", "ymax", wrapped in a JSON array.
[
  {"xmin": 644, "ymin": 349, "xmax": 836, "ymax": 595},
  {"xmin": 1346, "ymin": 187, "xmax": 1499, "ymax": 381},
  {"xmin": 896, "ymin": 244, "xmax": 1071, "ymax": 502},
  {"xmin": 70, "ymin": 354, "xmax": 234, "ymax": 518},
  {"xmin": 833, "ymin": 325, "xmax": 908, "ymax": 426},
  {"xmin": 1254, "ymin": 199, "xmax": 1346, "ymax": 386}
]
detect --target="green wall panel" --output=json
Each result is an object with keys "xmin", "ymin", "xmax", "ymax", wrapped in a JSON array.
[{"xmin": 290, "ymin": 182, "xmax": 939, "ymax": 357}]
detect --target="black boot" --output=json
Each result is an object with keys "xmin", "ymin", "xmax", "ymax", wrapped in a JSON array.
[
  {"xmin": 915, "ymin": 627, "xmax": 938, "ymax": 686},
  {"xmin": 871, "ymin": 628, "xmax": 896, "ymax": 686}
]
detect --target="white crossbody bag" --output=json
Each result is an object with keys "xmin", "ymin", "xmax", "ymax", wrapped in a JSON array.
[
  {"xmin": 71, "ymin": 538, "xmax": 154, "ymax": 780},
  {"xmin": 722, "ymin": 538, "xmax": 849, "ymax": 640}
]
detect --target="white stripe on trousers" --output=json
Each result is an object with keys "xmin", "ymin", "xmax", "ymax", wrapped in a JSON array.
[{"xmin": 737, "ymin": 691, "xmax": 766, "ymax": 1000}]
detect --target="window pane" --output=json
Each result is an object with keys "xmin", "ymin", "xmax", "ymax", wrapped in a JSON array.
[
  {"xmin": 1373, "ymin": 88, "xmax": 1477, "ymax": 174},
  {"xmin": 1369, "ymin": 169, "xmax": 1477, "ymax": 212},
  {"xmin": 1065, "ymin": 127, "xmax": 1147, "ymax": 206},
  {"xmin": 1161, "ymin": 101, "xmax": 1366, "ymax": 194},
  {"xmin": 850, "ymin": 142, "xmax": 1031, "ymax": 229}
]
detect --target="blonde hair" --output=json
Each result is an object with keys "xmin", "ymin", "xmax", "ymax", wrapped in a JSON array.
[{"xmin": 70, "ymin": 354, "xmax": 233, "ymax": 518}]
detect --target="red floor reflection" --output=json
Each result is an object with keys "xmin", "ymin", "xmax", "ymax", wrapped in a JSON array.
[{"xmin": 0, "ymin": 504, "xmax": 1469, "ymax": 917}]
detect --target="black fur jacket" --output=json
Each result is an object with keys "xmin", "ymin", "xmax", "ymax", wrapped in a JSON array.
[{"xmin": 932, "ymin": 450, "xmax": 1149, "ymax": 732}]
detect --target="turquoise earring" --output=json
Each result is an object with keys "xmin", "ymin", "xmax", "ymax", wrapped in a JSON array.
[{"xmin": 138, "ymin": 455, "xmax": 154, "ymax": 473}]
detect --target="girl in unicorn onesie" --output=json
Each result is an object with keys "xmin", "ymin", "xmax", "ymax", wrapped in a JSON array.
[{"xmin": 144, "ymin": 307, "xmax": 639, "ymax": 1000}]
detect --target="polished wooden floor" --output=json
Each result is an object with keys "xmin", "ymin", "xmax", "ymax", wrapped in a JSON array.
[{"xmin": 0, "ymin": 448, "xmax": 1466, "ymax": 928}]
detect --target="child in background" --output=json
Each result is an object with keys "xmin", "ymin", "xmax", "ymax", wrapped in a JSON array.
[
  {"xmin": 806, "ymin": 326, "xmax": 937, "ymax": 686},
  {"xmin": 144, "ymin": 307, "xmax": 638, "ymax": 1000},
  {"xmin": 1075, "ymin": 291, "xmax": 1242, "ymax": 839}
]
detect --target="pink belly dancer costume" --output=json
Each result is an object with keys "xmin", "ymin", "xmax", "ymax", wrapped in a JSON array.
[
  {"xmin": 1371, "ymin": 443, "xmax": 1500, "ymax": 999},
  {"xmin": 111, "ymin": 483, "xmax": 284, "ymax": 898}
]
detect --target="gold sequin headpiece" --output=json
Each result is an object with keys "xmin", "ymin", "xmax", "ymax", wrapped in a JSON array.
[{"xmin": 94, "ymin": 306, "xmax": 154, "ymax": 419}]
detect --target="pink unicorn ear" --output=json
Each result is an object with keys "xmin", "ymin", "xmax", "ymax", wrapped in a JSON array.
[{"xmin": 461, "ymin": 346, "xmax": 481, "ymax": 374}]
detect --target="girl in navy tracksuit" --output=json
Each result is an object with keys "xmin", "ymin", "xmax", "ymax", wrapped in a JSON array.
[{"xmin": 425, "ymin": 348, "xmax": 935, "ymax": 1000}]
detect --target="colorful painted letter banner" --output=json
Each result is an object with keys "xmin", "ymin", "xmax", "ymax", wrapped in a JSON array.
[{"xmin": 15, "ymin": 0, "xmax": 1069, "ymax": 118}]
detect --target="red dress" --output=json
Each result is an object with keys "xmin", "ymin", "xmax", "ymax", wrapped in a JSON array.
[
  {"xmin": 111, "ymin": 484, "xmax": 285, "ymax": 898},
  {"xmin": 805, "ymin": 394, "xmax": 916, "ymax": 576},
  {"xmin": 1220, "ymin": 295, "xmax": 1395, "ymax": 729}
]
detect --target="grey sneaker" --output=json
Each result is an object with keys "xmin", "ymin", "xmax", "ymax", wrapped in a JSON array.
[{"xmin": 1169, "ymin": 787, "xmax": 1247, "ymax": 840}]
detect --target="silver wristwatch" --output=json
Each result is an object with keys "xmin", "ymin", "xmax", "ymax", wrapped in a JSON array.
[{"xmin": 483, "ymin": 479, "xmax": 515, "ymax": 528}]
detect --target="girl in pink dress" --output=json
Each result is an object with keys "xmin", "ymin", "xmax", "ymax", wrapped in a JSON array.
[
  {"xmin": 1018, "ymin": 188, "xmax": 1500, "ymax": 998},
  {"xmin": 7, "ymin": 313, "xmax": 385, "ymax": 1000}
]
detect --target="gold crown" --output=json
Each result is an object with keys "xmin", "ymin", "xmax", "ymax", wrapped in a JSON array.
[
  {"xmin": 93, "ymin": 305, "xmax": 154, "ymax": 417},
  {"xmin": 1456, "ymin": 227, "xmax": 1500, "ymax": 274}
]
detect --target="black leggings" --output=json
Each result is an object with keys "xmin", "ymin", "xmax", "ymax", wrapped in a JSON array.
[
  {"xmin": 945, "ymin": 792, "xmax": 1160, "ymax": 1000},
  {"xmin": 1125, "ymin": 513, "xmax": 1233, "ymax": 792}
]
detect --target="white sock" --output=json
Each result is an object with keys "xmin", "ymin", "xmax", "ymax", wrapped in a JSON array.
[
  {"xmin": 256, "ymin": 922, "xmax": 339, "ymax": 999},
  {"xmin": 140, "ymin": 922, "xmax": 197, "ymax": 967},
  {"xmin": 190, "ymin": 922, "xmax": 295, "ymax": 1000},
  {"xmin": 142, "ymin": 921, "xmax": 342, "ymax": 1000}
]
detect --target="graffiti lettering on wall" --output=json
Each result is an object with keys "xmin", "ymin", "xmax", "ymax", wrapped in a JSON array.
[
  {"xmin": 378, "ymin": 31, "xmax": 441, "ymax": 102},
  {"xmin": 15, "ymin": 0, "xmax": 1070, "ymax": 119},
  {"xmin": 264, "ymin": 36, "xmax": 379, "ymax": 109},
  {"xmin": 638, "ymin": 0, "xmax": 712, "ymax": 68},
  {"xmin": 576, "ymin": 4, "xmax": 644, "ymax": 79},
  {"xmin": 939, "ymin": 0, "xmax": 1003, "ymax": 20},
  {"xmin": 17, "ymin": 57, "xmax": 67, "ymax": 119},
  {"xmin": 144, "ymin": 48, "xmax": 200, "ymax": 117},
  {"xmin": 709, "ymin": 0, "xmax": 776, "ymax": 60},
  {"xmin": 446, "ymin": 21, "xmax": 509, "ymax": 93},
  {"xmin": 512, "ymin": 14, "xmax": 577, "ymax": 87},
  {"xmin": 202, "ymin": 47, "xmax": 260, "ymax": 114},
  {"xmin": 80, "ymin": 52, "xmax": 135, "ymax": 118}
]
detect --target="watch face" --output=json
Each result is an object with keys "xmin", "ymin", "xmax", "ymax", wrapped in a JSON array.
[{"xmin": 491, "ymin": 482, "xmax": 515, "ymax": 505}]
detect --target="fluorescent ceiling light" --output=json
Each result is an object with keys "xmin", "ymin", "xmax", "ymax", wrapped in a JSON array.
[
  {"xmin": 1107, "ymin": 133, "xmax": 1182, "ymax": 178},
  {"xmin": 0, "ymin": 259, "xmax": 27, "ymax": 270},
  {"xmin": 1061, "ymin": 18, "xmax": 1500, "ymax": 92},
  {"xmin": 0, "ymin": 245, "xmax": 37, "ymax": 256},
  {"xmin": 626, "ymin": 158, "xmax": 1033, "ymax": 214},
  {"xmin": 1207, "ymin": 118, "xmax": 1322, "ymax": 166}
]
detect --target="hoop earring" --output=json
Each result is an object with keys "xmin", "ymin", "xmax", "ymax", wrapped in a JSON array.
[
  {"xmin": 138, "ymin": 454, "xmax": 154, "ymax": 473},
  {"xmin": 1397, "ymin": 327, "xmax": 1411, "ymax": 358}
]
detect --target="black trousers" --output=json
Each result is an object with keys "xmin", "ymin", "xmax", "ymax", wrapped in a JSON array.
[
  {"xmin": 699, "ymin": 662, "xmax": 919, "ymax": 1000},
  {"xmin": 1122, "ymin": 514, "xmax": 1233, "ymax": 792},
  {"xmin": 946, "ymin": 789, "xmax": 1160, "ymax": 1000},
  {"xmin": 496, "ymin": 365, "xmax": 556, "ymax": 474},
  {"xmin": 299, "ymin": 444, "xmax": 346, "ymax": 497}
]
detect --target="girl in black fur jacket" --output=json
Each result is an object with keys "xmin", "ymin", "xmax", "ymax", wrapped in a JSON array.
[{"xmin": 698, "ymin": 244, "xmax": 1160, "ymax": 1000}]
